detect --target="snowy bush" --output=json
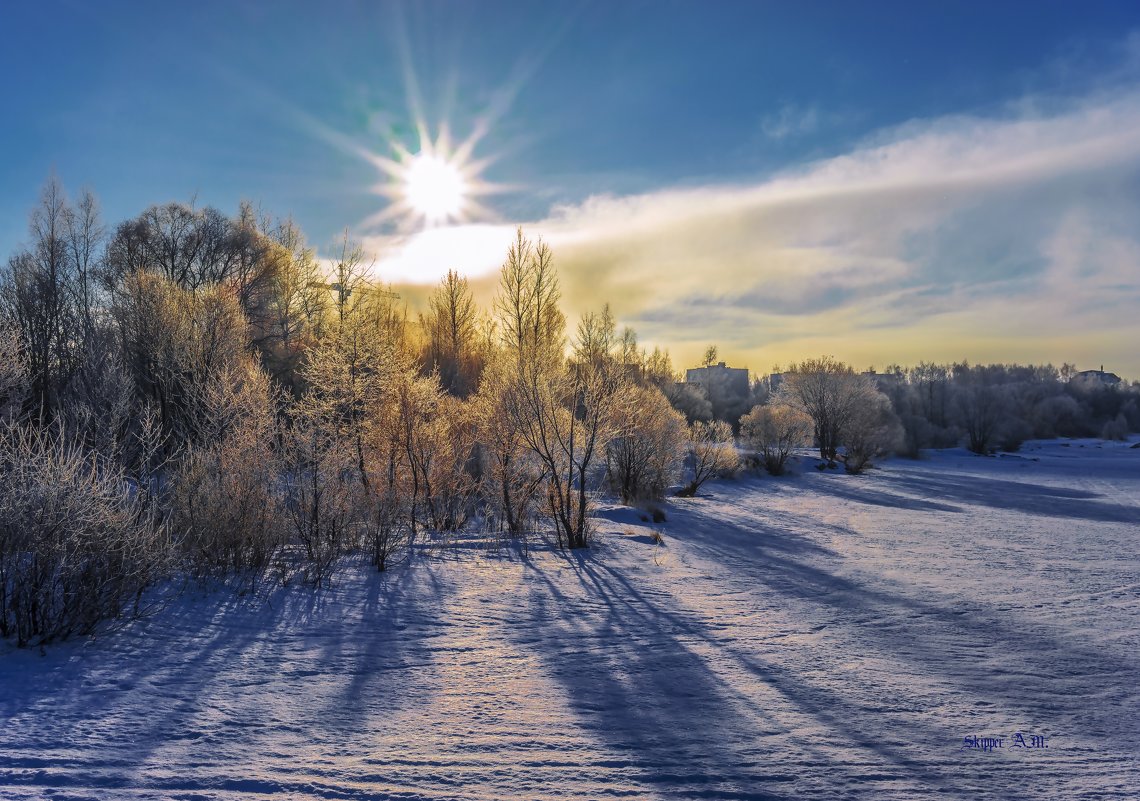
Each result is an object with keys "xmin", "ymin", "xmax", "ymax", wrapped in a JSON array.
[
  {"xmin": 169, "ymin": 365, "xmax": 282, "ymax": 577},
  {"xmin": 1101, "ymin": 413, "xmax": 1128, "ymax": 441},
  {"xmin": 677, "ymin": 420, "xmax": 738, "ymax": 496},
  {"xmin": 739, "ymin": 403, "xmax": 811, "ymax": 476},
  {"xmin": 281, "ymin": 419, "xmax": 355, "ymax": 585},
  {"xmin": 606, "ymin": 385, "xmax": 687, "ymax": 502},
  {"xmin": 0, "ymin": 427, "xmax": 170, "ymax": 646},
  {"xmin": 997, "ymin": 417, "xmax": 1033, "ymax": 452},
  {"xmin": 397, "ymin": 377, "xmax": 477, "ymax": 534}
]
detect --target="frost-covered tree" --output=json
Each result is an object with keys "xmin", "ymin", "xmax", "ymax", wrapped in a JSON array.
[
  {"xmin": 258, "ymin": 218, "xmax": 328, "ymax": 395},
  {"xmin": 606, "ymin": 384, "xmax": 687, "ymax": 502},
  {"xmin": 841, "ymin": 390, "xmax": 903, "ymax": 473},
  {"xmin": 111, "ymin": 272, "xmax": 248, "ymax": 447},
  {"xmin": 0, "ymin": 321, "xmax": 28, "ymax": 424},
  {"xmin": 665, "ymin": 381, "xmax": 713, "ymax": 423},
  {"xmin": 778, "ymin": 356, "xmax": 877, "ymax": 463},
  {"xmin": 500, "ymin": 275, "xmax": 626, "ymax": 547},
  {"xmin": 422, "ymin": 269, "xmax": 481, "ymax": 397},
  {"xmin": 953, "ymin": 365, "xmax": 1007, "ymax": 455},
  {"xmin": 740, "ymin": 403, "xmax": 811, "ymax": 476},
  {"xmin": 285, "ymin": 257, "xmax": 412, "ymax": 578},
  {"xmin": 473, "ymin": 353, "xmax": 546, "ymax": 536}
]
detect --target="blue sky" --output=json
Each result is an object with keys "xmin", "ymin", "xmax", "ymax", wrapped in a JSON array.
[{"xmin": 2, "ymin": 1, "xmax": 1140, "ymax": 374}]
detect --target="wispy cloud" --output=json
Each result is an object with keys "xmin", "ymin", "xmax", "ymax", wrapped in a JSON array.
[
  {"xmin": 364, "ymin": 87, "xmax": 1140, "ymax": 379},
  {"xmin": 758, "ymin": 103, "xmax": 822, "ymax": 140}
]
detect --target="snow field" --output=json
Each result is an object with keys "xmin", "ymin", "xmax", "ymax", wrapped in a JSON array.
[{"xmin": 0, "ymin": 439, "xmax": 1136, "ymax": 800}]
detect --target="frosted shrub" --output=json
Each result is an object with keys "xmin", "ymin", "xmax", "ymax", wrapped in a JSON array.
[
  {"xmin": 739, "ymin": 403, "xmax": 811, "ymax": 476},
  {"xmin": 397, "ymin": 377, "xmax": 477, "ymax": 534},
  {"xmin": 997, "ymin": 418, "xmax": 1033, "ymax": 452},
  {"xmin": 170, "ymin": 365, "xmax": 282, "ymax": 577},
  {"xmin": 677, "ymin": 420, "xmax": 738, "ymax": 496},
  {"xmin": 0, "ymin": 427, "xmax": 169, "ymax": 646},
  {"xmin": 282, "ymin": 419, "xmax": 354, "ymax": 586},
  {"xmin": 606, "ymin": 385, "xmax": 687, "ymax": 502},
  {"xmin": 1101, "ymin": 413, "xmax": 1128, "ymax": 441}
]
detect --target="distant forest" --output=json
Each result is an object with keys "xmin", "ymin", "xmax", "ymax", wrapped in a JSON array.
[{"xmin": 1, "ymin": 178, "xmax": 1137, "ymax": 647}]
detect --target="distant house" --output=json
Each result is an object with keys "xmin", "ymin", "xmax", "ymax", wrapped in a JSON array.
[
  {"xmin": 1073, "ymin": 366, "xmax": 1122, "ymax": 387},
  {"xmin": 684, "ymin": 361, "xmax": 753, "ymax": 426},
  {"xmin": 685, "ymin": 362, "xmax": 750, "ymax": 397}
]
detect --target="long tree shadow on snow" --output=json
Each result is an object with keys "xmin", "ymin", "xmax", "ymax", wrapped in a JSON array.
[
  {"xmin": 0, "ymin": 583, "xmax": 306, "ymax": 792},
  {"xmin": 801, "ymin": 471, "xmax": 964, "ymax": 514},
  {"xmin": 518, "ymin": 549, "xmax": 962, "ymax": 800},
  {"xmin": 882, "ymin": 469, "xmax": 1139, "ymax": 524},
  {"xmin": 664, "ymin": 498, "xmax": 1139, "ymax": 744},
  {"xmin": 0, "ymin": 561, "xmax": 455, "ymax": 798}
]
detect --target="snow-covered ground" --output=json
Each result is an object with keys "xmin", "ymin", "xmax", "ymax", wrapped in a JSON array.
[{"xmin": 1, "ymin": 439, "xmax": 1137, "ymax": 800}]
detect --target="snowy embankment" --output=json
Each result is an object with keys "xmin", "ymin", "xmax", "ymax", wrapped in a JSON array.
[{"xmin": 0, "ymin": 439, "xmax": 1137, "ymax": 800}]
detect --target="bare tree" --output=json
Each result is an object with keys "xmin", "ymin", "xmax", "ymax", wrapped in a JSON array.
[
  {"xmin": 64, "ymin": 188, "xmax": 105, "ymax": 340},
  {"xmin": 0, "ymin": 177, "xmax": 82, "ymax": 424},
  {"xmin": 778, "ymin": 356, "xmax": 874, "ymax": 464},
  {"xmin": 702, "ymin": 344, "xmax": 718, "ymax": 368}
]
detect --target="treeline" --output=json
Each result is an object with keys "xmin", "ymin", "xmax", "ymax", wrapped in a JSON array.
[
  {"xmin": 875, "ymin": 362, "xmax": 1138, "ymax": 455},
  {"xmin": 732, "ymin": 357, "xmax": 1138, "ymax": 476},
  {"xmin": 0, "ymin": 180, "xmax": 720, "ymax": 646}
]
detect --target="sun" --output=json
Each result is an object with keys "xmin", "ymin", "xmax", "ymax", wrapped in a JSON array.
[
  {"xmin": 403, "ymin": 152, "xmax": 466, "ymax": 224},
  {"xmin": 363, "ymin": 124, "xmax": 502, "ymax": 231}
]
